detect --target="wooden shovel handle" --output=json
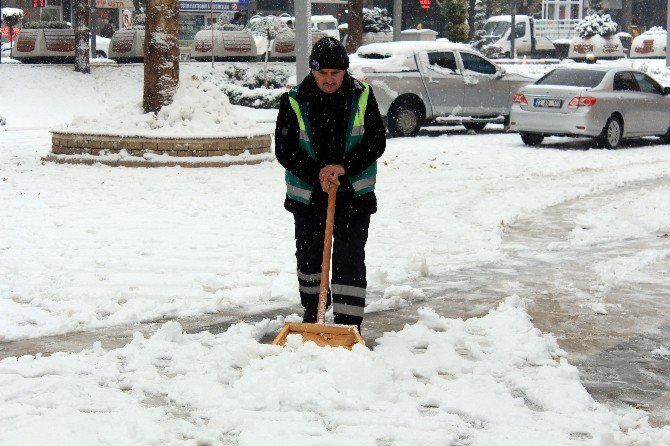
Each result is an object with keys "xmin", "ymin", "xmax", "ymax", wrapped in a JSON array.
[{"xmin": 317, "ymin": 182, "xmax": 337, "ymax": 324}]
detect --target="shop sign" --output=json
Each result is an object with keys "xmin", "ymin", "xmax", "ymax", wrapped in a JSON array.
[
  {"xmin": 179, "ymin": 1, "xmax": 247, "ymax": 12},
  {"xmin": 95, "ymin": 0, "xmax": 135, "ymax": 8},
  {"xmin": 1, "ymin": 27, "xmax": 21, "ymax": 36}
]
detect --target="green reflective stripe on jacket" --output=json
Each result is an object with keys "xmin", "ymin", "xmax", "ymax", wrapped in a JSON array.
[
  {"xmin": 284, "ymin": 81, "xmax": 377, "ymax": 203},
  {"xmin": 285, "ymin": 170, "xmax": 313, "ymax": 204}
]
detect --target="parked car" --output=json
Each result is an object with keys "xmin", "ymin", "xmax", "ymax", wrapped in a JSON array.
[
  {"xmin": 509, "ymin": 66, "xmax": 670, "ymax": 148},
  {"xmin": 349, "ymin": 41, "xmax": 534, "ymax": 136},
  {"xmin": 91, "ymin": 35, "xmax": 110, "ymax": 58}
]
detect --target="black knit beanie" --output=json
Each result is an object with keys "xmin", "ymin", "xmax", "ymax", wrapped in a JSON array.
[{"xmin": 309, "ymin": 37, "xmax": 349, "ymax": 71}]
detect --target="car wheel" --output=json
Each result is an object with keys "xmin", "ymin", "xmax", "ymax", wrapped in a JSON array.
[
  {"xmin": 96, "ymin": 50, "xmax": 106, "ymax": 58},
  {"xmin": 463, "ymin": 122, "xmax": 487, "ymax": 132},
  {"xmin": 659, "ymin": 127, "xmax": 670, "ymax": 144},
  {"xmin": 388, "ymin": 103, "xmax": 422, "ymax": 137},
  {"xmin": 596, "ymin": 116, "xmax": 623, "ymax": 149},
  {"xmin": 520, "ymin": 132, "xmax": 544, "ymax": 146}
]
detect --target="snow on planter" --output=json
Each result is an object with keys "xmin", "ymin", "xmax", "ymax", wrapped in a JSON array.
[
  {"xmin": 108, "ymin": 28, "xmax": 145, "ymax": 63},
  {"xmin": 46, "ymin": 76, "xmax": 274, "ymax": 166},
  {"xmin": 269, "ymin": 30, "xmax": 327, "ymax": 61},
  {"xmin": 630, "ymin": 27, "xmax": 667, "ymax": 59},
  {"xmin": 12, "ymin": 27, "xmax": 76, "ymax": 63},
  {"xmin": 568, "ymin": 13, "xmax": 626, "ymax": 61},
  {"xmin": 190, "ymin": 30, "xmax": 261, "ymax": 62}
]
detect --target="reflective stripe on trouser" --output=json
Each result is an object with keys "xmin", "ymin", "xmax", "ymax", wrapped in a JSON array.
[
  {"xmin": 297, "ymin": 268, "xmax": 327, "ymax": 310},
  {"xmin": 293, "ymin": 210, "xmax": 370, "ymax": 325}
]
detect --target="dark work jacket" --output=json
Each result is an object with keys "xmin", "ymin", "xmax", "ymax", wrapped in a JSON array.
[{"xmin": 275, "ymin": 72, "xmax": 386, "ymax": 215}]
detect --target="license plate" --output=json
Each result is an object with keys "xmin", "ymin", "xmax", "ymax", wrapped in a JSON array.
[{"xmin": 534, "ymin": 98, "xmax": 562, "ymax": 108}]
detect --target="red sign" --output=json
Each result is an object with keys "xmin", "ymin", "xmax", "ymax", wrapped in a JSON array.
[
  {"xmin": 419, "ymin": 0, "xmax": 431, "ymax": 9},
  {"xmin": 1, "ymin": 27, "xmax": 21, "ymax": 36},
  {"xmin": 33, "ymin": 0, "xmax": 46, "ymax": 7}
]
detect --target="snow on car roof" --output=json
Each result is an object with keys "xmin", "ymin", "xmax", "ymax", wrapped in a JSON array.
[
  {"xmin": 356, "ymin": 40, "xmax": 472, "ymax": 58},
  {"xmin": 351, "ymin": 41, "xmax": 480, "ymax": 73}
]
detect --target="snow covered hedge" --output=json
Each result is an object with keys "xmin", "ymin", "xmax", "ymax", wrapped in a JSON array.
[
  {"xmin": 575, "ymin": 13, "xmax": 617, "ymax": 38},
  {"xmin": 128, "ymin": 13, "xmax": 145, "ymax": 30},
  {"xmin": 201, "ymin": 63, "xmax": 293, "ymax": 108},
  {"xmin": 1, "ymin": 7, "xmax": 23, "ymax": 23},
  {"xmin": 22, "ymin": 20, "xmax": 70, "ymax": 29},
  {"xmin": 363, "ymin": 7, "xmax": 392, "ymax": 33}
]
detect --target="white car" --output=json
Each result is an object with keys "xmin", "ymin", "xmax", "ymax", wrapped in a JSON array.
[
  {"xmin": 91, "ymin": 35, "xmax": 111, "ymax": 58},
  {"xmin": 509, "ymin": 66, "xmax": 670, "ymax": 148}
]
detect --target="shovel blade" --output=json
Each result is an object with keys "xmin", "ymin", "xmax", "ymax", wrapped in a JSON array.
[{"xmin": 272, "ymin": 322, "xmax": 364, "ymax": 349}]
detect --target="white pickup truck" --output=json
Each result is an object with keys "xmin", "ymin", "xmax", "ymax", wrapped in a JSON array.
[
  {"xmin": 349, "ymin": 41, "xmax": 533, "ymax": 137},
  {"xmin": 482, "ymin": 15, "xmax": 579, "ymax": 57}
]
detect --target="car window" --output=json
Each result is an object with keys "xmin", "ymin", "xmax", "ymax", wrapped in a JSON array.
[
  {"xmin": 613, "ymin": 72, "xmax": 639, "ymax": 91},
  {"xmin": 427, "ymin": 51, "xmax": 458, "ymax": 74},
  {"xmin": 513, "ymin": 22, "xmax": 526, "ymax": 38},
  {"xmin": 535, "ymin": 69, "xmax": 606, "ymax": 88},
  {"xmin": 460, "ymin": 52, "xmax": 496, "ymax": 75},
  {"xmin": 633, "ymin": 72, "xmax": 663, "ymax": 95}
]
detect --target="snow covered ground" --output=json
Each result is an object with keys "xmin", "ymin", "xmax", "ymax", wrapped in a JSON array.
[{"xmin": 1, "ymin": 61, "xmax": 670, "ymax": 444}]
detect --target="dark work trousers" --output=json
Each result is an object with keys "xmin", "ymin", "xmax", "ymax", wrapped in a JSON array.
[{"xmin": 294, "ymin": 208, "xmax": 370, "ymax": 329}]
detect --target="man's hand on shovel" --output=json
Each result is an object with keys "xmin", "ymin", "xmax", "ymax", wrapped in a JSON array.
[{"xmin": 319, "ymin": 164, "xmax": 345, "ymax": 193}]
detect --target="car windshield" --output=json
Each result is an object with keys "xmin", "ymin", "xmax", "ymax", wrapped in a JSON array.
[
  {"xmin": 316, "ymin": 22, "xmax": 336, "ymax": 31},
  {"xmin": 483, "ymin": 21, "xmax": 510, "ymax": 38},
  {"xmin": 535, "ymin": 69, "xmax": 607, "ymax": 88}
]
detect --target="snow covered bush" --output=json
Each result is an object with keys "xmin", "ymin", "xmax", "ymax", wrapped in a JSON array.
[
  {"xmin": 437, "ymin": 0, "xmax": 470, "ymax": 42},
  {"xmin": 575, "ymin": 13, "xmax": 618, "ymax": 38},
  {"xmin": 129, "ymin": 13, "xmax": 145, "ymax": 30},
  {"xmin": 362, "ymin": 7, "xmax": 392, "ymax": 33},
  {"xmin": 22, "ymin": 20, "xmax": 70, "ymax": 29},
  {"xmin": 200, "ymin": 63, "xmax": 293, "ymax": 108},
  {"xmin": 249, "ymin": 15, "xmax": 289, "ymax": 87},
  {"xmin": 0, "ymin": 114, "xmax": 6, "ymax": 126},
  {"xmin": 1, "ymin": 7, "xmax": 23, "ymax": 26},
  {"xmin": 472, "ymin": 0, "xmax": 487, "ymax": 42},
  {"xmin": 644, "ymin": 26, "xmax": 666, "ymax": 35},
  {"xmin": 204, "ymin": 13, "xmax": 243, "ymax": 31},
  {"xmin": 480, "ymin": 43, "xmax": 505, "ymax": 58}
]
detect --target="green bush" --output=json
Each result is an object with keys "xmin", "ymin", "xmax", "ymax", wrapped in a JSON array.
[{"xmin": 23, "ymin": 21, "xmax": 70, "ymax": 29}]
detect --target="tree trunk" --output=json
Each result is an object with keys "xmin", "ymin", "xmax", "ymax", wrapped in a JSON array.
[
  {"xmin": 468, "ymin": 0, "xmax": 476, "ymax": 40},
  {"xmin": 143, "ymin": 0, "xmax": 180, "ymax": 114},
  {"xmin": 346, "ymin": 0, "xmax": 364, "ymax": 53},
  {"xmin": 621, "ymin": 0, "xmax": 633, "ymax": 33},
  {"xmin": 73, "ymin": 0, "xmax": 90, "ymax": 74}
]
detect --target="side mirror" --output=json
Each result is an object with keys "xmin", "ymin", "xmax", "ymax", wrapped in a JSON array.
[
  {"xmin": 496, "ymin": 67, "xmax": 506, "ymax": 78},
  {"xmin": 663, "ymin": 86, "xmax": 670, "ymax": 96}
]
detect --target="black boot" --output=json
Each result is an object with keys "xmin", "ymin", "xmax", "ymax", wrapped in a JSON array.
[{"xmin": 334, "ymin": 314, "xmax": 362, "ymax": 333}]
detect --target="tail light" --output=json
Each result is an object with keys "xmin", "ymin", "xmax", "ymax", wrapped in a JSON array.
[
  {"xmin": 567, "ymin": 96, "xmax": 597, "ymax": 108},
  {"xmin": 512, "ymin": 93, "xmax": 528, "ymax": 105}
]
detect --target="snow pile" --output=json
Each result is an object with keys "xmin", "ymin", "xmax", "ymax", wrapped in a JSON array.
[
  {"xmin": 575, "ymin": 13, "xmax": 618, "ymax": 38},
  {"xmin": 567, "ymin": 186, "xmax": 670, "ymax": 248},
  {"xmin": 1, "ymin": 297, "xmax": 668, "ymax": 445},
  {"xmin": 63, "ymin": 75, "xmax": 272, "ymax": 137}
]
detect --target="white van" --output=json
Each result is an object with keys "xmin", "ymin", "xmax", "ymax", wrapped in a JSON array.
[{"xmin": 310, "ymin": 15, "xmax": 339, "ymax": 40}]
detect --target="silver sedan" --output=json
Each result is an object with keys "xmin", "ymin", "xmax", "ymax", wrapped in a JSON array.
[{"xmin": 509, "ymin": 66, "xmax": 670, "ymax": 148}]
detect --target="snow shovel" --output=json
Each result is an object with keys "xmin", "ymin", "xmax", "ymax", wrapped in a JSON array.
[{"xmin": 273, "ymin": 183, "xmax": 365, "ymax": 349}]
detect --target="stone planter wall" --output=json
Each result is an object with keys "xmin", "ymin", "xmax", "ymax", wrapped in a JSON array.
[{"xmin": 45, "ymin": 131, "xmax": 273, "ymax": 167}]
